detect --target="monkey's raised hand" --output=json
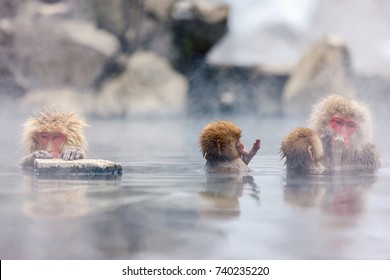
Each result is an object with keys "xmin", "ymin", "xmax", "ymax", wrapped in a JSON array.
[
  {"xmin": 242, "ymin": 139, "xmax": 261, "ymax": 165},
  {"xmin": 62, "ymin": 147, "xmax": 85, "ymax": 161}
]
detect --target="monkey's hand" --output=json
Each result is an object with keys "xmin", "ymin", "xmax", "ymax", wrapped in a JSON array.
[
  {"xmin": 32, "ymin": 150, "xmax": 54, "ymax": 159},
  {"xmin": 332, "ymin": 135, "xmax": 344, "ymax": 169},
  {"xmin": 242, "ymin": 139, "xmax": 261, "ymax": 165},
  {"xmin": 20, "ymin": 150, "xmax": 53, "ymax": 168},
  {"xmin": 62, "ymin": 147, "xmax": 85, "ymax": 161}
]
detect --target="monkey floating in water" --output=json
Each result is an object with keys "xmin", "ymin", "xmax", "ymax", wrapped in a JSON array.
[
  {"xmin": 280, "ymin": 127, "xmax": 326, "ymax": 174},
  {"xmin": 199, "ymin": 120, "xmax": 261, "ymax": 173},
  {"xmin": 20, "ymin": 107, "xmax": 122, "ymax": 177},
  {"xmin": 281, "ymin": 94, "xmax": 380, "ymax": 174}
]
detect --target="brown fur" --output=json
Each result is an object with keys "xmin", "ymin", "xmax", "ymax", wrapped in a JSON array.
[
  {"xmin": 199, "ymin": 120, "xmax": 241, "ymax": 161},
  {"xmin": 281, "ymin": 127, "xmax": 325, "ymax": 173},
  {"xmin": 199, "ymin": 120, "xmax": 249, "ymax": 173},
  {"xmin": 21, "ymin": 107, "xmax": 88, "ymax": 154}
]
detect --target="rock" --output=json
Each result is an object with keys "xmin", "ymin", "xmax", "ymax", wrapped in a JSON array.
[
  {"xmin": 12, "ymin": 14, "xmax": 119, "ymax": 89},
  {"xmin": 19, "ymin": 87, "xmax": 92, "ymax": 114},
  {"xmin": 0, "ymin": 0, "xmax": 22, "ymax": 18},
  {"xmin": 93, "ymin": 51, "xmax": 188, "ymax": 118},
  {"xmin": 188, "ymin": 64, "xmax": 287, "ymax": 116},
  {"xmin": 171, "ymin": 0, "xmax": 229, "ymax": 72},
  {"xmin": 0, "ymin": 24, "xmax": 25, "ymax": 99},
  {"xmin": 34, "ymin": 159, "xmax": 123, "ymax": 177},
  {"xmin": 281, "ymin": 35, "xmax": 357, "ymax": 115},
  {"xmin": 91, "ymin": 0, "xmax": 177, "ymax": 58},
  {"xmin": 145, "ymin": 0, "xmax": 178, "ymax": 21}
]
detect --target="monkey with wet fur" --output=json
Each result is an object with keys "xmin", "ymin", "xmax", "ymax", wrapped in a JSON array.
[
  {"xmin": 281, "ymin": 95, "xmax": 380, "ymax": 173},
  {"xmin": 281, "ymin": 127, "xmax": 325, "ymax": 174},
  {"xmin": 20, "ymin": 107, "xmax": 88, "ymax": 169},
  {"xmin": 308, "ymin": 94, "xmax": 380, "ymax": 171},
  {"xmin": 199, "ymin": 120, "xmax": 261, "ymax": 173}
]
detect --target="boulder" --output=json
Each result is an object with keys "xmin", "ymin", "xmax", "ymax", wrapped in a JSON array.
[
  {"xmin": 93, "ymin": 51, "xmax": 188, "ymax": 118},
  {"xmin": 19, "ymin": 87, "xmax": 91, "ymax": 114},
  {"xmin": 12, "ymin": 15, "xmax": 119, "ymax": 89},
  {"xmin": 171, "ymin": 0, "xmax": 229, "ymax": 72},
  {"xmin": 282, "ymin": 35, "xmax": 356, "ymax": 115}
]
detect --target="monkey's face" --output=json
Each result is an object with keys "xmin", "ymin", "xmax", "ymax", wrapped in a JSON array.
[
  {"xmin": 36, "ymin": 132, "xmax": 66, "ymax": 157},
  {"xmin": 235, "ymin": 139, "xmax": 245, "ymax": 156},
  {"xmin": 217, "ymin": 138, "xmax": 241, "ymax": 160},
  {"xmin": 329, "ymin": 115, "xmax": 357, "ymax": 149}
]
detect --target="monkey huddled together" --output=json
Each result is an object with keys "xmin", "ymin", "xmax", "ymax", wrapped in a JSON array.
[
  {"xmin": 280, "ymin": 95, "xmax": 380, "ymax": 174},
  {"xmin": 20, "ymin": 94, "xmax": 381, "ymax": 175},
  {"xmin": 198, "ymin": 94, "xmax": 380, "ymax": 175}
]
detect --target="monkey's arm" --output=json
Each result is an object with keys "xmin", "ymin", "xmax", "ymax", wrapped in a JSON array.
[
  {"xmin": 20, "ymin": 150, "xmax": 53, "ymax": 169},
  {"xmin": 349, "ymin": 144, "xmax": 381, "ymax": 171},
  {"xmin": 61, "ymin": 146, "xmax": 86, "ymax": 161},
  {"xmin": 242, "ymin": 139, "xmax": 261, "ymax": 165}
]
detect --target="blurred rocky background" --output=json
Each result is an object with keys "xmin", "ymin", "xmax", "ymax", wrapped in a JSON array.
[{"xmin": 1, "ymin": 0, "xmax": 390, "ymax": 118}]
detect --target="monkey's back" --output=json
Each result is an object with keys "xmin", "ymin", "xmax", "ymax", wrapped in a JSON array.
[{"xmin": 205, "ymin": 158, "xmax": 251, "ymax": 174}]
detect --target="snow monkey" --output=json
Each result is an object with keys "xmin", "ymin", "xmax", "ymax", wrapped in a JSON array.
[
  {"xmin": 281, "ymin": 94, "xmax": 380, "ymax": 173},
  {"xmin": 280, "ymin": 127, "xmax": 325, "ymax": 174},
  {"xmin": 20, "ymin": 107, "xmax": 88, "ymax": 169},
  {"xmin": 309, "ymin": 94, "xmax": 380, "ymax": 171},
  {"xmin": 199, "ymin": 120, "xmax": 261, "ymax": 173}
]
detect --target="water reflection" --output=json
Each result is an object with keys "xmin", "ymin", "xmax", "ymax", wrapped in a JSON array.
[
  {"xmin": 22, "ymin": 174, "xmax": 122, "ymax": 220},
  {"xmin": 198, "ymin": 174, "xmax": 260, "ymax": 219},
  {"xmin": 283, "ymin": 173, "xmax": 375, "ymax": 217},
  {"xmin": 1, "ymin": 116, "xmax": 390, "ymax": 259}
]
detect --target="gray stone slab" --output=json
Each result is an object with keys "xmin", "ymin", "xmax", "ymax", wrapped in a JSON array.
[{"xmin": 33, "ymin": 159, "xmax": 123, "ymax": 177}]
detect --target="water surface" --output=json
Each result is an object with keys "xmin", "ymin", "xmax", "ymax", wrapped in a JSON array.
[{"xmin": 1, "ymin": 115, "xmax": 389, "ymax": 259}]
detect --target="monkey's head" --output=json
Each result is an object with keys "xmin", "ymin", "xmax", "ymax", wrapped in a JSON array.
[
  {"xmin": 308, "ymin": 94, "xmax": 372, "ymax": 151},
  {"xmin": 199, "ymin": 120, "xmax": 242, "ymax": 161},
  {"xmin": 21, "ymin": 107, "xmax": 88, "ymax": 155},
  {"xmin": 281, "ymin": 127, "xmax": 324, "ymax": 172}
]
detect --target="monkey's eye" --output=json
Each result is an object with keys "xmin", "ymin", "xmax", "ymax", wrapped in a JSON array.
[
  {"xmin": 37, "ymin": 132, "xmax": 50, "ymax": 144},
  {"xmin": 330, "ymin": 117, "xmax": 344, "ymax": 130},
  {"xmin": 52, "ymin": 133, "xmax": 66, "ymax": 144},
  {"xmin": 330, "ymin": 117, "xmax": 357, "ymax": 135},
  {"xmin": 346, "ymin": 122, "xmax": 356, "ymax": 129},
  {"xmin": 346, "ymin": 121, "xmax": 357, "ymax": 133}
]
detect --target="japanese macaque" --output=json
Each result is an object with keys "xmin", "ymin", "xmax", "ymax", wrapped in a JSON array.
[
  {"xmin": 281, "ymin": 94, "xmax": 380, "ymax": 173},
  {"xmin": 280, "ymin": 127, "xmax": 325, "ymax": 174},
  {"xmin": 308, "ymin": 94, "xmax": 380, "ymax": 171},
  {"xmin": 20, "ymin": 107, "xmax": 88, "ymax": 169},
  {"xmin": 199, "ymin": 120, "xmax": 261, "ymax": 173}
]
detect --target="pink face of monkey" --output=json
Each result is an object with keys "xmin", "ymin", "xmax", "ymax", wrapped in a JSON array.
[
  {"xmin": 216, "ymin": 138, "xmax": 243, "ymax": 159},
  {"xmin": 37, "ymin": 132, "xmax": 66, "ymax": 158},
  {"xmin": 330, "ymin": 116, "xmax": 357, "ymax": 149}
]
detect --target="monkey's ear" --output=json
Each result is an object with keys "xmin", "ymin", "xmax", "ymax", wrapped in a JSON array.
[
  {"xmin": 217, "ymin": 140, "xmax": 221, "ymax": 156},
  {"xmin": 308, "ymin": 146, "xmax": 314, "ymax": 160}
]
